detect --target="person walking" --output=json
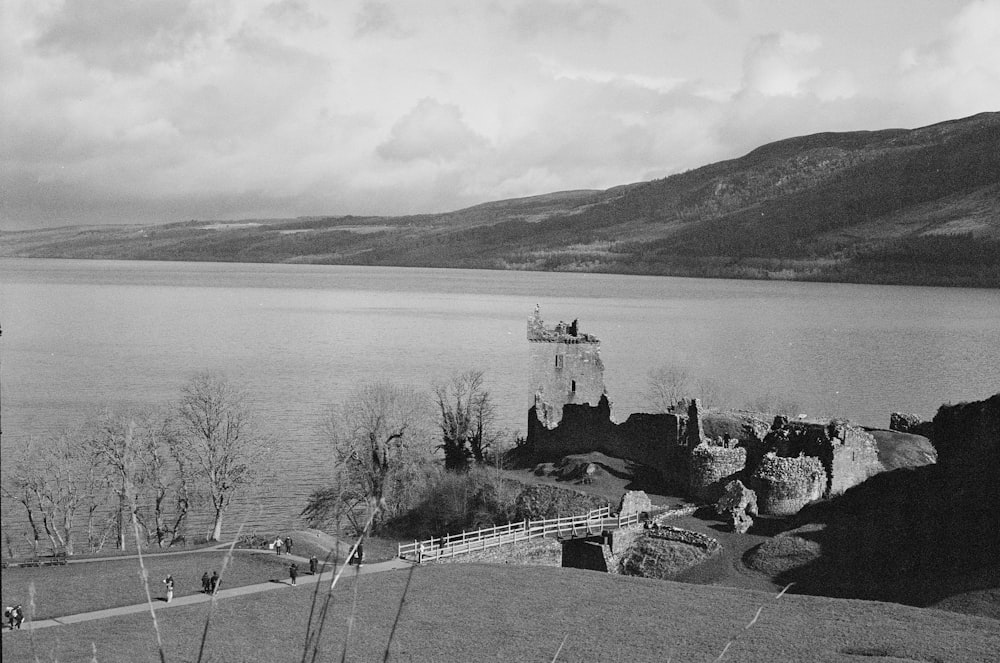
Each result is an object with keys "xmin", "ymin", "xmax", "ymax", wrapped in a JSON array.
[
  {"xmin": 163, "ymin": 575, "xmax": 174, "ymax": 603},
  {"xmin": 309, "ymin": 555, "xmax": 318, "ymax": 575},
  {"xmin": 274, "ymin": 536, "xmax": 284, "ymax": 555},
  {"xmin": 211, "ymin": 571, "xmax": 220, "ymax": 594},
  {"xmin": 201, "ymin": 571, "xmax": 211, "ymax": 594},
  {"xmin": 5, "ymin": 605, "xmax": 24, "ymax": 630},
  {"xmin": 285, "ymin": 536, "xmax": 293, "ymax": 555},
  {"xmin": 289, "ymin": 563, "xmax": 298, "ymax": 586}
]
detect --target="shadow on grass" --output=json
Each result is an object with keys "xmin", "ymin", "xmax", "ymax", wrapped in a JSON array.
[{"xmin": 768, "ymin": 465, "xmax": 1000, "ymax": 612}]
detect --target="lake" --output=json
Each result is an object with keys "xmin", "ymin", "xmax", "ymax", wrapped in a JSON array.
[{"xmin": 1, "ymin": 258, "xmax": 998, "ymax": 547}]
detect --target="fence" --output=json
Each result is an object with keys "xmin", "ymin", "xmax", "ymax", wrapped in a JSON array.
[{"xmin": 398, "ymin": 507, "xmax": 642, "ymax": 562}]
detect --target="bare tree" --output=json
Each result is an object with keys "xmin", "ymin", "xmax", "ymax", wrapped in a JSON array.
[
  {"xmin": 315, "ymin": 380, "xmax": 432, "ymax": 531},
  {"xmin": 646, "ymin": 364, "xmax": 693, "ymax": 413},
  {"xmin": 88, "ymin": 409, "xmax": 164, "ymax": 550},
  {"xmin": 2, "ymin": 440, "xmax": 48, "ymax": 556},
  {"xmin": 434, "ymin": 370, "xmax": 501, "ymax": 471},
  {"xmin": 138, "ymin": 426, "xmax": 197, "ymax": 548},
  {"xmin": 745, "ymin": 392, "xmax": 802, "ymax": 417},
  {"xmin": 2, "ymin": 430, "xmax": 108, "ymax": 556},
  {"xmin": 174, "ymin": 372, "xmax": 266, "ymax": 541},
  {"xmin": 300, "ymin": 465, "xmax": 367, "ymax": 537},
  {"xmin": 647, "ymin": 364, "xmax": 727, "ymax": 412}
]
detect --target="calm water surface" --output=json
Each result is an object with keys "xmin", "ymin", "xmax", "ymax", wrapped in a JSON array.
[{"xmin": 2, "ymin": 258, "xmax": 998, "ymax": 544}]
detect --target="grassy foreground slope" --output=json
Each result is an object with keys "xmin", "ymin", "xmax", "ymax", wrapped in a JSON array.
[
  {"xmin": 4, "ymin": 564, "xmax": 999, "ymax": 663},
  {"xmin": 3, "ymin": 113, "xmax": 998, "ymax": 287}
]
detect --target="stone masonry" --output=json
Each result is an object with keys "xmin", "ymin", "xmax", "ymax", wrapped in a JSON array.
[{"xmin": 528, "ymin": 305, "xmax": 606, "ymax": 428}]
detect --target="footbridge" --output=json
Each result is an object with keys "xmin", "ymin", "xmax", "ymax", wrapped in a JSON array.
[{"xmin": 397, "ymin": 506, "xmax": 641, "ymax": 563}]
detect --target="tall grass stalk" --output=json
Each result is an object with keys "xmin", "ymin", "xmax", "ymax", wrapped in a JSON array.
[
  {"xmin": 714, "ymin": 582, "xmax": 794, "ymax": 662},
  {"xmin": 131, "ymin": 512, "xmax": 167, "ymax": 663},
  {"xmin": 303, "ymin": 508, "xmax": 378, "ymax": 663},
  {"xmin": 28, "ymin": 582, "xmax": 40, "ymax": 663},
  {"xmin": 194, "ymin": 522, "xmax": 246, "ymax": 663},
  {"xmin": 301, "ymin": 548, "xmax": 339, "ymax": 663},
  {"xmin": 339, "ymin": 563, "xmax": 362, "ymax": 663},
  {"xmin": 550, "ymin": 633, "xmax": 569, "ymax": 662},
  {"xmin": 381, "ymin": 565, "xmax": 416, "ymax": 663}
]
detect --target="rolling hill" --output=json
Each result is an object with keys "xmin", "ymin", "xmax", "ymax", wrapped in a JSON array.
[{"xmin": 3, "ymin": 112, "xmax": 999, "ymax": 287}]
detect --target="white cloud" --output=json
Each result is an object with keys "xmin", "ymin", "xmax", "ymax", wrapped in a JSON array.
[
  {"xmin": 377, "ymin": 98, "xmax": 490, "ymax": 163},
  {"xmin": 508, "ymin": 0, "xmax": 625, "ymax": 41},
  {"xmin": 354, "ymin": 1, "xmax": 410, "ymax": 38},
  {"xmin": 897, "ymin": 0, "xmax": 1000, "ymax": 117},
  {"xmin": 33, "ymin": 0, "xmax": 210, "ymax": 73},
  {"xmin": 1, "ymin": 0, "xmax": 996, "ymax": 230},
  {"xmin": 742, "ymin": 32, "xmax": 823, "ymax": 97},
  {"xmin": 535, "ymin": 55, "xmax": 685, "ymax": 94}
]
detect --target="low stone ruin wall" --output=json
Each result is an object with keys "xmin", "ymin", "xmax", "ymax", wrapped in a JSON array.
[
  {"xmin": 829, "ymin": 436, "xmax": 882, "ymax": 496},
  {"xmin": 688, "ymin": 443, "xmax": 746, "ymax": 503},
  {"xmin": 527, "ymin": 396, "xmax": 691, "ymax": 492},
  {"xmin": 644, "ymin": 526, "xmax": 721, "ymax": 553},
  {"xmin": 752, "ymin": 453, "xmax": 826, "ymax": 516}
]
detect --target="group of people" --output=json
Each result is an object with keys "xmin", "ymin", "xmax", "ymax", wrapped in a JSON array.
[
  {"xmin": 160, "ymin": 570, "xmax": 221, "ymax": 603},
  {"xmin": 7, "ymin": 539, "xmax": 355, "ymax": 626},
  {"xmin": 157, "ymin": 533, "xmax": 358, "ymax": 603},
  {"xmin": 201, "ymin": 571, "xmax": 222, "ymax": 595},
  {"xmin": 272, "ymin": 535, "xmax": 293, "ymax": 555},
  {"xmin": 4, "ymin": 605, "xmax": 24, "ymax": 630},
  {"xmin": 288, "ymin": 555, "xmax": 324, "ymax": 585}
]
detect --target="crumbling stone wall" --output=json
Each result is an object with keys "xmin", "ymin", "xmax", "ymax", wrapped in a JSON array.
[
  {"xmin": 619, "ymin": 490, "xmax": 653, "ymax": 516},
  {"xmin": 701, "ymin": 410, "xmax": 772, "ymax": 475},
  {"xmin": 604, "ymin": 525, "xmax": 643, "ymax": 573},
  {"xmin": 528, "ymin": 398, "xmax": 776, "ymax": 498},
  {"xmin": 761, "ymin": 418, "xmax": 883, "ymax": 498},
  {"xmin": 890, "ymin": 412, "xmax": 934, "ymax": 438},
  {"xmin": 527, "ymin": 394, "xmax": 692, "ymax": 492},
  {"xmin": 700, "ymin": 410, "xmax": 771, "ymax": 446},
  {"xmin": 527, "ymin": 397, "xmax": 616, "ymax": 460},
  {"xmin": 688, "ymin": 443, "xmax": 747, "ymax": 503},
  {"xmin": 826, "ymin": 423, "xmax": 883, "ymax": 496},
  {"xmin": 644, "ymin": 526, "xmax": 721, "ymax": 553},
  {"xmin": 752, "ymin": 453, "xmax": 825, "ymax": 516}
]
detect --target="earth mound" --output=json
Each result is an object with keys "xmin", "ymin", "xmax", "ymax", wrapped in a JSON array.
[
  {"xmin": 619, "ymin": 527, "xmax": 722, "ymax": 580},
  {"xmin": 743, "ymin": 526, "xmax": 823, "ymax": 577}
]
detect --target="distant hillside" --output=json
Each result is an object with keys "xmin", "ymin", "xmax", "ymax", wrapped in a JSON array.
[{"xmin": 3, "ymin": 113, "xmax": 999, "ymax": 287}]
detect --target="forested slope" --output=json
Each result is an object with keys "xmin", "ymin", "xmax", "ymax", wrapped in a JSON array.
[{"xmin": 3, "ymin": 113, "xmax": 998, "ymax": 287}]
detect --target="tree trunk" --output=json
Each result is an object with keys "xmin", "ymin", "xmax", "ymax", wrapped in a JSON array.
[
  {"xmin": 117, "ymin": 495, "xmax": 127, "ymax": 550},
  {"xmin": 22, "ymin": 499, "xmax": 42, "ymax": 556},
  {"xmin": 210, "ymin": 510, "xmax": 223, "ymax": 542},
  {"xmin": 60, "ymin": 508, "xmax": 75, "ymax": 556}
]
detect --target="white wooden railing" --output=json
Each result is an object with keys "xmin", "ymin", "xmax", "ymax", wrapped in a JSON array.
[{"xmin": 398, "ymin": 507, "xmax": 642, "ymax": 563}]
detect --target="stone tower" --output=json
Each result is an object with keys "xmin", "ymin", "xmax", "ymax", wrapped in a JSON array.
[{"xmin": 528, "ymin": 305, "xmax": 606, "ymax": 427}]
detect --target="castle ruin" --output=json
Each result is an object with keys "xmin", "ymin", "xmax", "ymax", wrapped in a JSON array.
[
  {"xmin": 528, "ymin": 305, "xmax": 606, "ymax": 427},
  {"xmin": 525, "ymin": 307, "xmax": 885, "ymax": 516}
]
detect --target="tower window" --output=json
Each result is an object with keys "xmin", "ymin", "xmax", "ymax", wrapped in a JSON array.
[
  {"xmin": 555, "ymin": 355, "xmax": 564, "ymax": 369},
  {"xmin": 571, "ymin": 380, "xmax": 576, "ymax": 392}
]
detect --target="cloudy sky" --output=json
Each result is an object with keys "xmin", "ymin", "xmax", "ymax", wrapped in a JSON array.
[{"xmin": 2, "ymin": 0, "xmax": 998, "ymax": 230}]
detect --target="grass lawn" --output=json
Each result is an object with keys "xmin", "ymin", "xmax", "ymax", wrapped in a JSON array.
[
  {"xmin": 3, "ymin": 564, "xmax": 998, "ymax": 663},
  {"xmin": 0, "ymin": 550, "xmax": 295, "ymax": 620}
]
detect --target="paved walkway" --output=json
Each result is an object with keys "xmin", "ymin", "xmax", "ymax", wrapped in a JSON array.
[{"xmin": 4, "ymin": 551, "xmax": 414, "ymax": 633}]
